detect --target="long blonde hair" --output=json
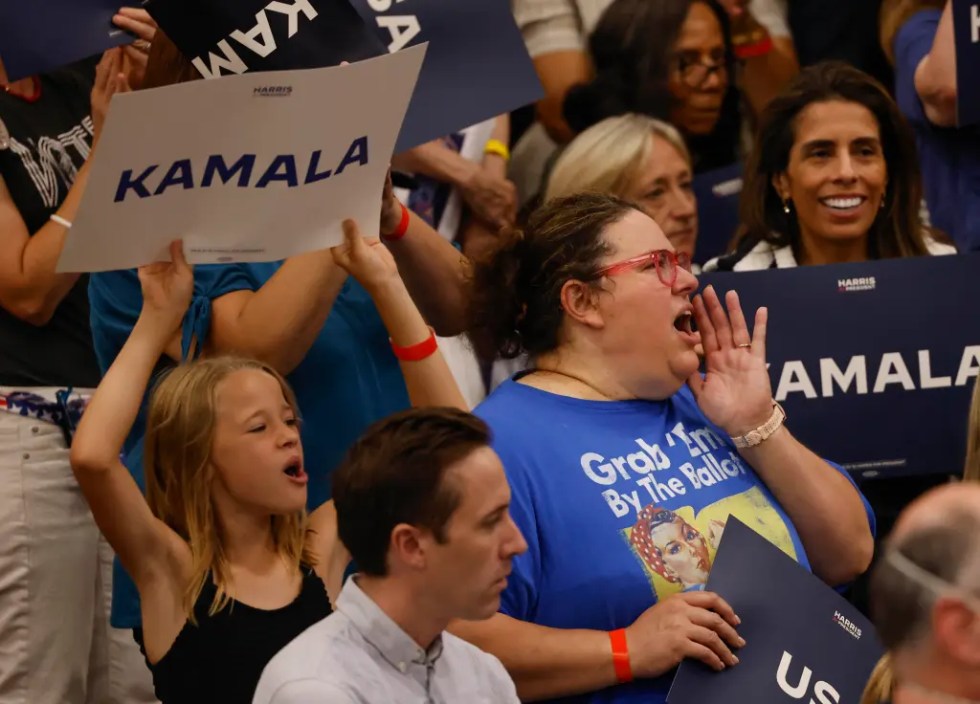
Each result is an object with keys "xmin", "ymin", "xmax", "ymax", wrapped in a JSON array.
[
  {"xmin": 860, "ymin": 654, "xmax": 895, "ymax": 704},
  {"xmin": 545, "ymin": 113, "xmax": 691, "ymax": 203},
  {"xmin": 144, "ymin": 357, "xmax": 314, "ymax": 622},
  {"xmin": 964, "ymin": 376, "xmax": 980, "ymax": 482}
]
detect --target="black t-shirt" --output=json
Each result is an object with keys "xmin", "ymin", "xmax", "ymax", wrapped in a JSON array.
[{"xmin": 0, "ymin": 65, "xmax": 101, "ymax": 388}]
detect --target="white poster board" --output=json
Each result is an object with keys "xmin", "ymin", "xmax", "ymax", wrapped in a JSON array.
[{"xmin": 58, "ymin": 43, "xmax": 427, "ymax": 272}]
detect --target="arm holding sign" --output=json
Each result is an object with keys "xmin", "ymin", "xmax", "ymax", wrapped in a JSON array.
[
  {"xmin": 451, "ymin": 591, "xmax": 743, "ymax": 701},
  {"xmin": 0, "ymin": 50, "xmax": 126, "ymax": 325},
  {"xmin": 378, "ymin": 173, "xmax": 471, "ymax": 336},
  {"xmin": 199, "ymin": 251, "xmax": 348, "ymax": 373},
  {"xmin": 688, "ymin": 286, "xmax": 874, "ymax": 586},
  {"xmin": 331, "ymin": 219, "xmax": 467, "ymax": 410},
  {"xmin": 913, "ymin": 0, "xmax": 958, "ymax": 127}
]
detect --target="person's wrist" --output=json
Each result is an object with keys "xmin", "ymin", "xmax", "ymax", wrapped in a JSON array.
[
  {"xmin": 364, "ymin": 275, "xmax": 408, "ymax": 302},
  {"xmin": 135, "ymin": 308, "xmax": 181, "ymax": 345},
  {"xmin": 610, "ymin": 628, "xmax": 634, "ymax": 684},
  {"xmin": 381, "ymin": 202, "xmax": 411, "ymax": 241}
]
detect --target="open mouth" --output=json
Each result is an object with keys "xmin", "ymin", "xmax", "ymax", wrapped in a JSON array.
[
  {"xmin": 283, "ymin": 459, "xmax": 307, "ymax": 483},
  {"xmin": 674, "ymin": 310, "xmax": 695, "ymax": 334},
  {"xmin": 819, "ymin": 195, "xmax": 867, "ymax": 212},
  {"xmin": 673, "ymin": 310, "xmax": 700, "ymax": 346}
]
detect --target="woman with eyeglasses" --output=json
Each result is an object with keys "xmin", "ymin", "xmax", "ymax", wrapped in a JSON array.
[
  {"xmin": 450, "ymin": 192, "xmax": 875, "ymax": 703},
  {"xmin": 563, "ymin": 0, "xmax": 742, "ymax": 174}
]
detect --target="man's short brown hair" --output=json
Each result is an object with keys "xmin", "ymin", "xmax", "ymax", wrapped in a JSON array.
[{"xmin": 332, "ymin": 407, "xmax": 492, "ymax": 576}]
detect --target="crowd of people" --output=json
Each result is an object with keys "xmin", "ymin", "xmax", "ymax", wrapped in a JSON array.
[{"xmin": 0, "ymin": 0, "xmax": 978, "ymax": 703}]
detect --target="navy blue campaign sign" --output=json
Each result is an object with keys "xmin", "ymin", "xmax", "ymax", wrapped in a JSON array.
[
  {"xmin": 954, "ymin": 0, "xmax": 980, "ymax": 125},
  {"xmin": 668, "ymin": 518, "xmax": 883, "ymax": 704},
  {"xmin": 144, "ymin": 0, "xmax": 542, "ymax": 152},
  {"xmin": 700, "ymin": 254, "xmax": 980, "ymax": 479},
  {"xmin": 0, "ymin": 0, "xmax": 142, "ymax": 81},
  {"xmin": 692, "ymin": 162, "xmax": 743, "ymax": 266}
]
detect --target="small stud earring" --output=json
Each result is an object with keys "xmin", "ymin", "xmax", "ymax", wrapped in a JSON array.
[{"xmin": 782, "ymin": 199, "xmax": 792, "ymax": 214}]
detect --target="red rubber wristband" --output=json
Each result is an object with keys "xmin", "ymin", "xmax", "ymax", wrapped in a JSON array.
[
  {"xmin": 390, "ymin": 327, "xmax": 438, "ymax": 362},
  {"xmin": 383, "ymin": 202, "xmax": 411, "ymax": 241},
  {"xmin": 733, "ymin": 35, "xmax": 773, "ymax": 59},
  {"xmin": 609, "ymin": 629, "xmax": 633, "ymax": 684}
]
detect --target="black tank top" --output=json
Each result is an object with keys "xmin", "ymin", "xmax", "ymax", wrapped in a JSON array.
[{"xmin": 136, "ymin": 566, "xmax": 332, "ymax": 704}]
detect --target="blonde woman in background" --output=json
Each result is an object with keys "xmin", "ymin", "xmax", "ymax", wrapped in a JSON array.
[{"xmin": 545, "ymin": 114, "xmax": 700, "ymax": 262}]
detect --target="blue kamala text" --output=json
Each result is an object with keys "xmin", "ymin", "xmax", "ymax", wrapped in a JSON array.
[{"xmin": 114, "ymin": 136, "xmax": 369, "ymax": 203}]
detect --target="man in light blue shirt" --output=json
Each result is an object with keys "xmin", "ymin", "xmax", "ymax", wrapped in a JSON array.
[{"xmin": 253, "ymin": 408, "xmax": 526, "ymax": 704}]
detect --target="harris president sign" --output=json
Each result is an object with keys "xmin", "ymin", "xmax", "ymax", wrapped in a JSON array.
[
  {"xmin": 700, "ymin": 254, "xmax": 980, "ymax": 479},
  {"xmin": 57, "ymin": 45, "xmax": 426, "ymax": 272},
  {"xmin": 145, "ymin": 0, "xmax": 543, "ymax": 152},
  {"xmin": 668, "ymin": 519, "xmax": 883, "ymax": 704}
]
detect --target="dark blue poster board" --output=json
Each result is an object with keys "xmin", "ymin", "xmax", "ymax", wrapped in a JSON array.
[
  {"xmin": 954, "ymin": 0, "xmax": 980, "ymax": 126},
  {"xmin": 700, "ymin": 254, "xmax": 980, "ymax": 479},
  {"xmin": 668, "ymin": 518, "xmax": 883, "ymax": 704},
  {"xmin": 692, "ymin": 162, "xmax": 743, "ymax": 266},
  {"xmin": 0, "ymin": 0, "xmax": 142, "ymax": 81},
  {"xmin": 144, "ymin": 0, "xmax": 543, "ymax": 152}
]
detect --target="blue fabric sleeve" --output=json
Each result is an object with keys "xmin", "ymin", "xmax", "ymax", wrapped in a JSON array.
[
  {"xmin": 492, "ymin": 444, "xmax": 541, "ymax": 622},
  {"xmin": 179, "ymin": 263, "xmax": 259, "ymax": 360},
  {"xmin": 894, "ymin": 10, "xmax": 942, "ymax": 126},
  {"xmin": 825, "ymin": 460, "xmax": 877, "ymax": 539}
]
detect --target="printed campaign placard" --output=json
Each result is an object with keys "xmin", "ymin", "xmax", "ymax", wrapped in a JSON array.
[
  {"xmin": 56, "ymin": 44, "xmax": 426, "ymax": 272},
  {"xmin": 668, "ymin": 518, "xmax": 883, "ymax": 704},
  {"xmin": 0, "ymin": 0, "xmax": 142, "ymax": 81},
  {"xmin": 954, "ymin": 0, "xmax": 980, "ymax": 125},
  {"xmin": 700, "ymin": 254, "xmax": 980, "ymax": 478},
  {"xmin": 692, "ymin": 162, "xmax": 743, "ymax": 266},
  {"xmin": 144, "ymin": 0, "xmax": 542, "ymax": 152}
]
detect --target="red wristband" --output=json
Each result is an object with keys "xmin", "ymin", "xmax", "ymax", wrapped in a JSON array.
[
  {"xmin": 390, "ymin": 327, "xmax": 438, "ymax": 362},
  {"xmin": 609, "ymin": 628, "xmax": 633, "ymax": 684},
  {"xmin": 383, "ymin": 202, "xmax": 411, "ymax": 241},
  {"xmin": 733, "ymin": 34, "xmax": 773, "ymax": 59}
]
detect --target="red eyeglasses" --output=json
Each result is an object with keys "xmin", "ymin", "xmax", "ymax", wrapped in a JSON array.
[{"xmin": 594, "ymin": 249, "xmax": 693, "ymax": 287}]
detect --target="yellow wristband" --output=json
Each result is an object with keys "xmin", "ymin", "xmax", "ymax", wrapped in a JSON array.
[{"xmin": 484, "ymin": 138, "xmax": 510, "ymax": 161}]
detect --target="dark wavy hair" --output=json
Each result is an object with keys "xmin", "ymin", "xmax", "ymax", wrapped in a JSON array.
[
  {"xmin": 562, "ymin": 0, "xmax": 740, "ymax": 172},
  {"xmin": 734, "ymin": 61, "xmax": 939, "ymax": 261},
  {"xmin": 467, "ymin": 192, "xmax": 637, "ymax": 360}
]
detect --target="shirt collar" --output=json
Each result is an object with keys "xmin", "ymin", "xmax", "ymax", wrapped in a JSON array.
[{"xmin": 337, "ymin": 576, "xmax": 444, "ymax": 679}]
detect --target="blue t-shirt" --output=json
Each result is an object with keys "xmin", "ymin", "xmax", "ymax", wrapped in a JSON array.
[
  {"xmin": 475, "ymin": 380, "xmax": 874, "ymax": 704},
  {"xmin": 89, "ymin": 262, "xmax": 410, "ymax": 627},
  {"xmin": 895, "ymin": 10, "xmax": 980, "ymax": 252}
]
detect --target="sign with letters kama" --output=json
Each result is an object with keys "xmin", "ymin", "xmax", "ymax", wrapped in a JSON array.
[
  {"xmin": 668, "ymin": 518, "xmax": 883, "ymax": 704},
  {"xmin": 56, "ymin": 44, "xmax": 426, "ymax": 272},
  {"xmin": 0, "ymin": 0, "xmax": 143, "ymax": 81},
  {"xmin": 700, "ymin": 254, "xmax": 980, "ymax": 479},
  {"xmin": 144, "ymin": 0, "xmax": 542, "ymax": 152},
  {"xmin": 954, "ymin": 0, "xmax": 980, "ymax": 125}
]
